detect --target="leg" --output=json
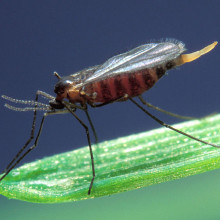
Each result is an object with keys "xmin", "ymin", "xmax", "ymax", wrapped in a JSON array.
[
  {"xmin": 138, "ymin": 95, "xmax": 196, "ymax": 120},
  {"xmin": 1, "ymin": 111, "xmax": 67, "ymax": 180},
  {"xmin": 1, "ymin": 90, "xmax": 57, "ymax": 174},
  {"xmin": 67, "ymin": 102, "xmax": 98, "ymax": 144},
  {"xmin": 83, "ymin": 105, "xmax": 98, "ymax": 144},
  {"xmin": 63, "ymin": 103, "xmax": 95, "ymax": 195},
  {"xmin": 130, "ymin": 98, "xmax": 220, "ymax": 148},
  {"xmin": 0, "ymin": 90, "xmax": 66, "ymax": 179},
  {"xmin": 0, "ymin": 112, "xmax": 47, "ymax": 181},
  {"xmin": 1, "ymin": 92, "xmax": 40, "ymax": 174}
]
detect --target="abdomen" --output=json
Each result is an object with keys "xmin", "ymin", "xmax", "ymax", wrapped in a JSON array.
[{"xmin": 82, "ymin": 68, "xmax": 160, "ymax": 104}]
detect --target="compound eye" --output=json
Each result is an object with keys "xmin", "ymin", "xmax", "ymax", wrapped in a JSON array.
[
  {"xmin": 57, "ymin": 90, "xmax": 64, "ymax": 95},
  {"xmin": 54, "ymin": 76, "xmax": 74, "ymax": 95},
  {"xmin": 49, "ymin": 100, "xmax": 64, "ymax": 109},
  {"xmin": 54, "ymin": 86, "xmax": 65, "ymax": 95}
]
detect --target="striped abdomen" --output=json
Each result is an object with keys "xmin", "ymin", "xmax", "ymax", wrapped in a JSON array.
[{"xmin": 82, "ymin": 67, "xmax": 165, "ymax": 104}]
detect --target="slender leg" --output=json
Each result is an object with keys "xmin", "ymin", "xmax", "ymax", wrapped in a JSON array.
[
  {"xmin": 0, "ymin": 89, "xmax": 68, "ymax": 180},
  {"xmin": 0, "ymin": 110, "xmax": 68, "ymax": 180},
  {"xmin": 83, "ymin": 106, "xmax": 98, "ymax": 144},
  {"xmin": 130, "ymin": 98, "xmax": 220, "ymax": 148},
  {"xmin": 0, "ymin": 112, "xmax": 47, "ymax": 181},
  {"xmin": 0, "ymin": 109, "xmax": 68, "ymax": 180},
  {"xmin": 1, "ymin": 92, "xmax": 40, "ymax": 174},
  {"xmin": 138, "ymin": 95, "xmax": 196, "ymax": 120},
  {"xmin": 1, "ymin": 90, "xmax": 56, "ymax": 175},
  {"xmin": 63, "ymin": 103, "xmax": 95, "ymax": 195}
]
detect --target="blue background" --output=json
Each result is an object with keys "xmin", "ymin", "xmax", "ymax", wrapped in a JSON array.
[{"xmin": 0, "ymin": 1, "xmax": 220, "ymax": 219}]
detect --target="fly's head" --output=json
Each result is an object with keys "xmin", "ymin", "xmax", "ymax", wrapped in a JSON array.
[
  {"xmin": 49, "ymin": 76, "xmax": 74, "ymax": 109},
  {"xmin": 53, "ymin": 76, "xmax": 74, "ymax": 101},
  {"xmin": 52, "ymin": 75, "xmax": 83, "ymax": 107}
]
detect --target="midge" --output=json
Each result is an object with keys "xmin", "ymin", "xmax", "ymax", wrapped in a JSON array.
[{"xmin": 1, "ymin": 39, "xmax": 219, "ymax": 195}]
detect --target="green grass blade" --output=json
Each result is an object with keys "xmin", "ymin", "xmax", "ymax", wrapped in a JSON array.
[{"xmin": 0, "ymin": 114, "xmax": 220, "ymax": 203}]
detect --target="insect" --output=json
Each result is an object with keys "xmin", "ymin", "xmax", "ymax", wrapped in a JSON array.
[{"xmin": 1, "ymin": 39, "xmax": 219, "ymax": 195}]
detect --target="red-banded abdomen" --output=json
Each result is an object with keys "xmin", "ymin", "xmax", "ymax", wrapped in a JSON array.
[{"xmin": 82, "ymin": 67, "xmax": 164, "ymax": 104}]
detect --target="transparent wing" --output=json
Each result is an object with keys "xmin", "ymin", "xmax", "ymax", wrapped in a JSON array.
[
  {"xmin": 70, "ymin": 65, "xmax": 100, "ymax": 81},
  {"xmin": 83, "ymin": 39, "xmax": 186, "ymax": 85},
  {"xmin": 69, "ymin": 65, "xmax": 101, "ymax": 88}
]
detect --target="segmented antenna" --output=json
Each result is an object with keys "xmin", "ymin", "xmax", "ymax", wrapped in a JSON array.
[
  {"xmin": 36, "ymin": 90, "xmax": 55, "ymax": 100},
  {"xmin": 2, "ymin": 95, "xmax": 50, "ymax": 107},
  {"xmin": 1, "ymin": 94, "xmax": 52, "ymax": 112},
  {"xmin": 4, "ymin": 104, "xmax": 51, "ymax": 112}
]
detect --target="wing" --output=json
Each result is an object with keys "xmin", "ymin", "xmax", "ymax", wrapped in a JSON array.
[
  {"xmin": 70, "ymin": 65, "xmax": 101, "ymax": 89},
  {"xmin": 83, "ymin": 39, "xmax": 186, "ymax": 85},
  {"xmin": 70, "ymin": 65, "xmax": 100, "ymax": 81}
]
